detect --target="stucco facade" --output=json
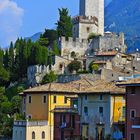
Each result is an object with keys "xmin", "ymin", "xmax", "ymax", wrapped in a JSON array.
[{"xmin": 78, "ymin": 93, "xmax": 125, "ymax": 139}]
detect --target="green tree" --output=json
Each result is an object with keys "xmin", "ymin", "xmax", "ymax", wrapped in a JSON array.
[
  {"xmin": 11, "ymin": 96, "xmax": 22, "ymax": 113},
  {"xmin": 52, "ymin": 41, "xmax": 60, "ymax": 55},
  {"xmin": 3, "ymin": 50, "xmax": 9, "ymax": 69},
  {"xmin": 71, "ymin": 51, "xmax": 76, "ymax": 58},
  {"xmin": 67, "ymin": 60, "xmax": 82, "ymax": 73},
  {"xmin": 38, "ymin": 36, "xmax": 49, "ymax": 47},
  {"xmin": 92, "ymin": 64, "xmax": 99, "ymax": 72},
  {"xmin": 42, "ymin": 29, "xmax": 58, "ymax": 45},
  {"xmin": 56, "ymin": 8, "xmax": 73, "ymax": 38},
  {"xmin": 42, "ymin": 71, "xmax": 57, "ymax": 84}
]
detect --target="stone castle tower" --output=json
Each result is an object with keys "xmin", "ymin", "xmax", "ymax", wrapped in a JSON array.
[{"xmin": 73, "ymin": 0, "xmax": 104, "ymax": 39}]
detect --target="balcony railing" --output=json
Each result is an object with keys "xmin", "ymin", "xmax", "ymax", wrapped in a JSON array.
[
  {"xmin": 54, "ymin": 105, "xmax": 78, "ymax": 113},
  {"xmin": 81, "ymin": 115, "xmax": 89, "ymax": 124},
  {"xmin": 132, "ymin": 117, "xmax": 140, "ymax": 128},
  {"xmin": 14, "ymin": 120, "xmax": 48, "ymax": 127},
  {"xmin": 60, "ymin": 122, "xmax": 74, "ymax": 130}
]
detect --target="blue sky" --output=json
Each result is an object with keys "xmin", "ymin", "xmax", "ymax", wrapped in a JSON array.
[{"xmin": 0, "ymin": 0, "xmax": 111, "ymax": 47}]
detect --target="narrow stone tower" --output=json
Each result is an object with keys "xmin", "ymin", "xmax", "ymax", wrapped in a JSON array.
[{"xmin": 73, "ymin": 0, "xmax": 104, "ymax": 39}]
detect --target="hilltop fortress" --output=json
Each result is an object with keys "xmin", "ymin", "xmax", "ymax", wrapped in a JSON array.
[
  {"xmin": 28, "ymin": 0, "xmax": 127, "ymax": 86},
  {"xmin": 59, "ymin": 0, "xmax": 126, "ymax": 59}
]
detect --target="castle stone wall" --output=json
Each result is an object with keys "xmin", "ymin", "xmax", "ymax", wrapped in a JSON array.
[
  {"xmin": 90, "ymin": 33, "xmax": 126, "ymax": 53},
  {"xmin": 59, "ymin": 37, "xmax": 91, "ymax": 57},
  {"xmin": 79, "ymin": 0, "xmax": 104, "ymax": 36}
]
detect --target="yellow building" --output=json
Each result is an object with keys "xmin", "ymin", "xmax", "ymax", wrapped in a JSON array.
[{"xmin": 13, "ymin": 83, "xmax": 77, "ymax": 140}]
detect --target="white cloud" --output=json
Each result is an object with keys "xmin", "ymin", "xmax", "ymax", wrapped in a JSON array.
[{"xmin": 0, "ymin": 0, "xmax": 24, "ymax": 47}]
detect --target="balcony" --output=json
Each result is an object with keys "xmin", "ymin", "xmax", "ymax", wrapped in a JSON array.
[
  {"xmin": 132, "ymin": 117, "xmax": 140, "ymax": 129},
  {"xmin": 53, "ymin": 105, "xmax": 78, "ymax": 113},
  {"xmin": 14, "ymin": 120, "xmax": 48, "ymax": 127},
  {"xmin": 60, "ymin": 122, "xmax": 75, "ymax": 131}
]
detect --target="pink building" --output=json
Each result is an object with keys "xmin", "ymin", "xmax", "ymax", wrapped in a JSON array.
[
  {"xmin": 52, "ymin": 106, "xmax": 80, "ymax": 140},
  {"xmin": 117, "ymin": 77, "xmax": 140, "ymax": 140}
]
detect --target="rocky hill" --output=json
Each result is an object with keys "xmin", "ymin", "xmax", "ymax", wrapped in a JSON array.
[{"xmin": 105, "ymin": 0, "xmax": 140, "ymax": 52}]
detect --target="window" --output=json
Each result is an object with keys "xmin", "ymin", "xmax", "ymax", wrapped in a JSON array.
[
  {"xmin": 42, "ymin": 131, "xmax": 45, "ymax": 139},
  {"xmin": 53, "ymin": 96, "xmax": 57, "ymax": 103},
  {"xmin": 43, "ymin": 96, "xmax": 47, "ymax": 103},
  {"xmin": 84, "ymin": 106, "xmax": 88, "ymax": 115},
  {"xmin": 59, "ymin": 64, "xmax": 63, "ymax": 70},
  {"xmin": 99, "ymin": 107, "xmax": 103, "ymax": 116},
  {"xmin": 130, "ymin": 110, "xmax": 136, "ymax": 119},
  {"xmin": 28, "ymin": 114, "xmax": 32, "ymax": 119},
  {"xmin": 85, "ymin": 95, "xmax": 87, "ymax": 100},
  {"xmin": 29, "ymin": 96, "xmax": 32, "ymax": 103},
  {"xmin": 100, "ymin": 95, "xmax": 103, "ymax": 100},
  {"xmin": 87, "ymin": 27, "xmax": 90, "ymax": 33},
  {"xmin": 131, "ymin": 87, "xmax": 136, "ymax": 95},
  {"xmin": 131, "ymin": 133, "xmax": 135, "ymax": 140},
  {"xmin": 32, "ymin": 131, "xmax": 35, "ymax": 139},
  {"xmin": 64, "ymin": 96, "xmax": 67, "ymax": 104},
  {"xmin": 71, "ymin": 115, "xmax": 75, "ymax": 128}
]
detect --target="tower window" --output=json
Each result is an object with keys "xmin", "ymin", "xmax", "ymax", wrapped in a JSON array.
[{"xmin": 87, "ymin": 27, "xmax": 90, "ymax": 33}]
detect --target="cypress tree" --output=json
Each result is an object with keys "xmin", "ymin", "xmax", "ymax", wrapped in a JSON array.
[{"xmin": 56, "ymin": 8, "xmax": 73, "ymax": 38}]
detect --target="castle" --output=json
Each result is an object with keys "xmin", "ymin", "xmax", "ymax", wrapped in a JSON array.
[
  {"xmin": 59, "ymin": 0, "xmax": 126, "ymax": 59},
  {"xmin": 27, "ymin": 0, "xmax": 127, "ymax": 86}
]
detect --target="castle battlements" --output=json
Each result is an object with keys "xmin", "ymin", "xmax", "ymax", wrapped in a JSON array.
[
  {"xmin": 72, "ymin": 16, "xmax": 98, "ymax": 26},
  {"xmin": 60, "ymin": 36, "xmax": 91, "ymax": 44}
]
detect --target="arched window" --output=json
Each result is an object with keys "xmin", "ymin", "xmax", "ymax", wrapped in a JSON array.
[
  {"xmin": 42, "ymin": 131, "xmax": 45, "ymax": 139},
  {"xmin": 32, "ymin": 131, "xmax": 35, "ymax": 139}
]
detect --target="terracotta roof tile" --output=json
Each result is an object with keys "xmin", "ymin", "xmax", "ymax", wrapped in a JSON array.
[
  {"xmin": 117, "ymin": 77, "xmax": 140, "ymax": 86},
  {"xmin": 23, "ymin": 78, "xmax": 125, "ymax": 95}
]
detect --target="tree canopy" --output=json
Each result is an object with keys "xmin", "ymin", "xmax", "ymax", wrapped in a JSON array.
[{"xmin": 56, "ymin": 8, "xmax": 73, "ymax": 38}]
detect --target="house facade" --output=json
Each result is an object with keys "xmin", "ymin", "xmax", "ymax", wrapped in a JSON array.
[
  {"xmin": 117, "ymin": 77, "xmax": 140, "ymax": 140},
  {"xmin": 77, "ymin": 80, "xmax": 125, "ymax": 139},
  {"xmin": 12, "ymin": 83, "xmax": 78, "ymax": 140},
  {"xmin": 53, "ymin": 107, "xmax": 80, "ymax": 140}
]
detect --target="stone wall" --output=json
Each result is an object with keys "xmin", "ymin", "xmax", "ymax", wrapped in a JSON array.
[
  {"xmin": 59, "ymin": 37, "xmax": 92, "ymax": 57},
  {"xmin": 27, "ymin": 56, "xmax": 72, "ymax": 86},
  {"xmin": 90, "ymin": 32, "xmax": 126, "ymax": 54},
  {"xmin": 79, "ymin": 0, "xmax": 104, "ymax": 35}
]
